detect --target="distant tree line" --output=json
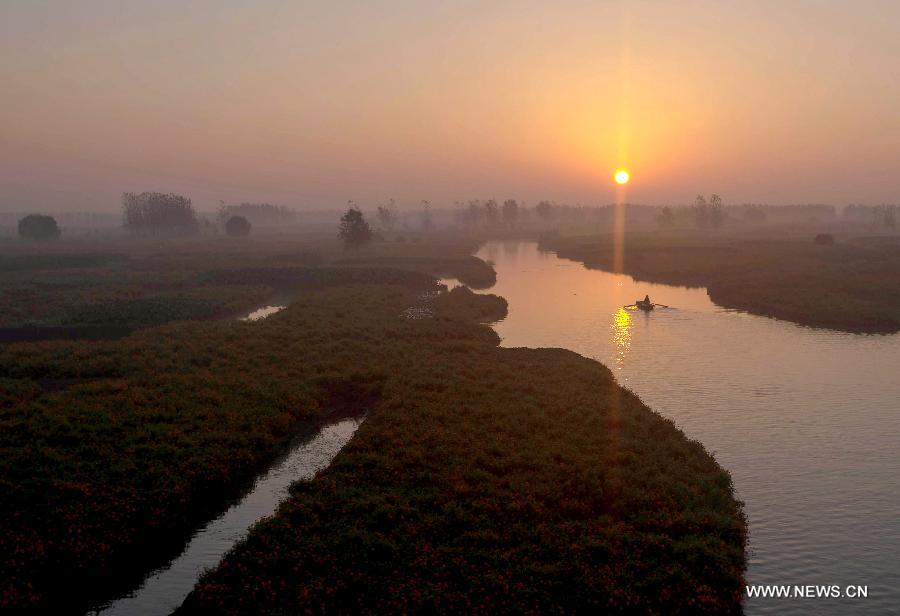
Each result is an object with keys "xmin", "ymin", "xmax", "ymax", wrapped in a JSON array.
[
  {"xmin": 217, "ymin": 202, "xmax": 296, "ymax": 226},
  {"xmin": 119, "ymin": 194, "xmax": 295, "ymax": 237},
  {"xmin": 454, "ymin": 199, "xmax": 521, "ymax": 230},
  {"xmin": 691, "ymin": 194, "xmax": 726, "ymax": 229},
  {"xmin": 844, "ymin": 204, "xmax": 897, "ymax": 228}
]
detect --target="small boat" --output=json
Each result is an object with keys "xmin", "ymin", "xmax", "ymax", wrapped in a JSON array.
[{"xmin": 635, "ymin": 299, "xmax": 654, "ymax": 311}]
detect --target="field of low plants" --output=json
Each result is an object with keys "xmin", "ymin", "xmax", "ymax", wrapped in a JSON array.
[
  {"xmin": 1, "ymin": 234, "xmax": 746, "ymax": 613},
  {"xmin": 179, "ymin": 287, "xmax": 745, "ymax": 614},
  {"xmin": 0, "ymin": 234, "xmax": 490, "ymax": 340},
  {"xmin": 542, "ymin": 232, "xmax": 900, "ymax": 333}
]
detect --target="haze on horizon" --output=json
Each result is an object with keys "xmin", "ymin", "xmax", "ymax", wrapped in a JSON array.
[{"xmin": 2, "ymin": 0, "xmax": 899, "ymax": 212}]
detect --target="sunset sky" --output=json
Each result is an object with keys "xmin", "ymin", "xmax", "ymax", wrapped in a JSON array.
[{"xmin": 2, "ymin": 0, "xmax": 899, "ymax": 211}]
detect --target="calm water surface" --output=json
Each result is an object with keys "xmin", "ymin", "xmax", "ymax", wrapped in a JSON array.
[
  {"xmin": 91, "ymin": 416, "xmax": 364, "ymax": 616},
  {"xmin": 475, "ymin": 241, "xmax": 900, "ymax": 615}
]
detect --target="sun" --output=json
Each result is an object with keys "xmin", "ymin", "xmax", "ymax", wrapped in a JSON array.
[{"xmin": 614, "ymin": 169, "xmax": 630, "ymax": 185}]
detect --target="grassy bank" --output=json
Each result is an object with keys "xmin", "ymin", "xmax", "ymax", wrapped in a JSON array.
[{"xmin": 541, "ymin": 232, "xmax": 900, "ymax": 333}]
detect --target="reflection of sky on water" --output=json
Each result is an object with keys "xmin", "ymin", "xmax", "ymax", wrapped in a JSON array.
[{"xmin": 477, "ymin": 240, "xmax": 900, "ymax": 616}]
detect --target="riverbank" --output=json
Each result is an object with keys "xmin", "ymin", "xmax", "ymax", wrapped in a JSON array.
[
  {"xmin": 1, "ymin": 236, "xmax": 746, "ymax": 613},
  {"xmin": 540, "ymin": 232, "xmax": 900, "ymax": 333}
]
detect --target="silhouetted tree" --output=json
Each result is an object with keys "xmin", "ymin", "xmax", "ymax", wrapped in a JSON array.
[
  {"xmin": 225, "ymin": 215, "xmax": 251, "ymax": 237},
  {"xmin": 18, "ymin": 214, "xmax": 61, "ymax": 241},
  {"xmin": 376, "ymin": 200, "xmax": 398, "ymax": 231},
  {"xmin": 657, "ymin": 206, "xmax": 675, "ymax": 228},
  {"xmin": 420, "ymin": 200, "xmax": 433, "ymax": 230},
  {"xmin": 123, "ymin": 192, "xmax": 198, "ymax": 236},
  {"xmin": 338, "ymin": 207, "xmax": 372, "ymax": 250},
  {"xmin": 692, "ymin": 195, "xmax": 709, "ymax": 228},
  {"xmin": 709, "ymin": 194, "xmax": 725, "ymax": 229},
  {"xmin": 484, "ymin": 199, "xmax": 499, "ymax": 228},
  {"xmin": 465, "ymin": 200, "xmax": 483, "ymax": 229},
  {"xmin": 535, "ymin": 200, "xmax": 554, "ymax": 222},
  {"xmin": 502, "ymin": 199, "xmax": 519, "ymax": 229}
]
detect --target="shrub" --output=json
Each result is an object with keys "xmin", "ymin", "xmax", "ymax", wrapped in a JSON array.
[
  {"xmin": 17, "ymin": 215, "xmax": 61, "ymax": 241},
  {"xmin": 225, "ymin": 216, "xmax": 251, "ymax": 237}
]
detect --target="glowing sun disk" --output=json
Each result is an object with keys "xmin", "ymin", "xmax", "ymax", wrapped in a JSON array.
[{"xmin": 615, "ymin": 169, "xmax": 630, "ymax": 185}]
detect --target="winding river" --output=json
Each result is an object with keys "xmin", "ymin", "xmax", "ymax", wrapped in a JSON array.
[{"xmin": 472, "ymin": 241, "xmax": 900, "ymax": 615}]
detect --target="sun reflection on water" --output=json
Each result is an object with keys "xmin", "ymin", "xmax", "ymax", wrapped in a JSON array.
[{"xmin": 611, "ymin": 307, "xmax": 632, "ymax": 371}]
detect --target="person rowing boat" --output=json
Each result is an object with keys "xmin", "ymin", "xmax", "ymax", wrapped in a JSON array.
[
  {"xmin": 636, "ymin": 295, "xmax": 654, "ymax": 311},
  {"xmin": 631, "ymin": 295, "xmax": 672, "ymax": 311}
]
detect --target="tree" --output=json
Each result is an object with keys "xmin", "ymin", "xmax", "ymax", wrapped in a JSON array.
[
  {"xmin": 338, "ymin": 207, "xmax": 372, "ymax": 250},
  {"xmin": 376, "ymin": 200, "xmax": 398, "ymax": 231},
  {"xmin": 535, "ymin": 200, "xmax": 554, "ymax": 222},
  {"xmin": 465, "ymin": 200, "xmax": 483, "ymax": 229},
  {"xmin": 709, "ymin": 194, "xmax": 725, "ymax": 229},
  {"xmin": 657, "ymin": 206, "xmax": 675, "ymax": 229},
  {"xmin": 420, "ymin": 200, "xmax": 433, "ymax": 231},
  {"xmin": 18, "ymin": 214, "xmax": 61, "ymax": 241},
  {"xmin": 692, "ymin": 195, "xmax": 709, "ymax": 229},
  {"xmin": 224, "ymin": 215, "xmax": 251, "ymax": 237},
  {"xmin": 502, "ymin": 199, "xmax": 519, "ymax": 229},
  {"xmin": 883, "ymin": 206, "xmax": 896, "ymax": 229},
  {"xmin": 122, "ymin": 192, "xmax": 198, "ymax": 236},
  {"xmin": 484, "ymin": 199, "xmax": 499, "ymax": 228}
]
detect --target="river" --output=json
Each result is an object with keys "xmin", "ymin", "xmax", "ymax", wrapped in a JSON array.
[{"xmin": 472, "ymin": 240, "xmax": 900, "ymax": 615}]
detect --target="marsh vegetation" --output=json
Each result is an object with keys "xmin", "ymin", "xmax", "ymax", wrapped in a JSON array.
[{"xmin": 0, "ymin": 231, "xmax": 745, "ymax": 614}]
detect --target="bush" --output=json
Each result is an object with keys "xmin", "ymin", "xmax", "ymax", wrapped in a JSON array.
[
  {"xmin": 814, "ymin": 233, "xmax": 835, "ymax": 245},
  {"xmin": 17, "ymin": 215, "xmax": 61, "ymax": 241},
  {"xmin": 225, "ymin": 216, "xmax": 251, "ymax": 237}
]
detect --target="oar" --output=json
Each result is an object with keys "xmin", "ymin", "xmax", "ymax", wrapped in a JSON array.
[{"xmin": 653, "ymin": 303, "xmax": 672, "ymax": 308}]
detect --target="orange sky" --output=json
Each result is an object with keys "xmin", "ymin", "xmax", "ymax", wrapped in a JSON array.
[{"xmin": 2, "ymin": 1, "xmax": 899, "ymax": 211}]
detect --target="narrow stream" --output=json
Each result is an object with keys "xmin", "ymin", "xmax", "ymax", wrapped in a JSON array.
[{"xmin": 89, "ymin": 415, "xmax": 365, "ymax": 616}]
